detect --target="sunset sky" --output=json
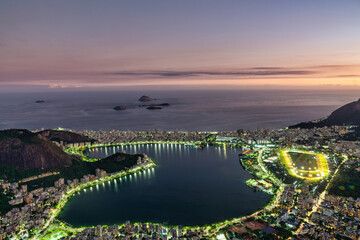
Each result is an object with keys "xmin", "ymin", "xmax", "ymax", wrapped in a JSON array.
[{"xmin": 1, "ymin": 0, "xmax": 360, "ymax": 89}]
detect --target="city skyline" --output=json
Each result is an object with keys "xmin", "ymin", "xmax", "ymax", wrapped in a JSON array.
[{"xmin": 1, "ymin": 0, "xmax": 360, "ymax": 89}]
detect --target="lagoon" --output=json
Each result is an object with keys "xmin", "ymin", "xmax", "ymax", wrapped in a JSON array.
[{"xmin": 58, "ymin": 144, "xmax": 271, "ymax": 227}]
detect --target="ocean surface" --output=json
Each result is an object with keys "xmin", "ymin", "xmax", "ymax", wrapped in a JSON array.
[
  {"xmin": 58, "ymin": 144, "xmax": 271, "ymax": 226},
  {"xmin": 0, "ymin": 89, "xmax": 359, "ymax": 131}
]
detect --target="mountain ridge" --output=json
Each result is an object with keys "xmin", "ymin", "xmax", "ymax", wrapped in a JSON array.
[{"xmin": 290, "ymin": 98, "xmax": 360, "ymax": 128}]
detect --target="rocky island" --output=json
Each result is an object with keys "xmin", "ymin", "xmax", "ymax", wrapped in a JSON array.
[
  {"xmin": 140, "ymin": 103, "xmax": 170, "ymax": 107},
  {"xmin": 146, "ymin": 106, "xmax": 162, "ymax": 110},
  {"xmin": 138, "ymin": 95, "xmax": 155, "ymax": 102},
  {"xmin": 113, "ymin": 106, "xmax": 127, "ymax": 111}
]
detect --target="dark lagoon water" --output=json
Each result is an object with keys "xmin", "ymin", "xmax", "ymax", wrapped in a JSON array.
[
  {"xmin": 0, "ymin": 89, "xmax": 359, "ymax": 131},
  {"xmin": 58, "ymin": 144, "xmax": 271, "ymax": 227}
]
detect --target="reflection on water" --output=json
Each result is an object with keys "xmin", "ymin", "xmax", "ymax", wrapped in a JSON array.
[
  {"xmin": 78, "ymin": 162, "xmax": 157, "ymax": 193},
  {"xmin": 83, "ymin": 144, "xmax": 237, "ymax": 194},
  {"xmin": 88, "ymin": 143, "xmax": 233, "ymax": 161},
  {"xmin": 58, "ymin": 144, "xmax": 271, "ymax": 227},
  {"xmin": 81, "ymin": 144, "xmax": 238, "ymax": 196}
]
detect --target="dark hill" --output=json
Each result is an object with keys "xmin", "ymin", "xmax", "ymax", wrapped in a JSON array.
[
  {"xmin": 325, "ymin": 98, "xmax": 360, "ymax": 126},
  {"xmin": 9, "ymin": 151, "xmax": 141, "ymax": 192},
  {"xmin": 90, "ymin": 152, "xmax": 143, "ymax": 171},
  {"xmin": 38, "ymin": 129, "xmax": 94, "ymax": 144},
  {"xmin": 0, "ymin": 129, "xmax": 75, "ymax": 170},
  {"xmin": 290, "ymin": 98, "xmax": 360, "ymax": 129}
]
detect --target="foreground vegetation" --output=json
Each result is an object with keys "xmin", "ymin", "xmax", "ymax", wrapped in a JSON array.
[{"xmin": 328, "ymin": 160, "xmax": 360, "ymax": 198}]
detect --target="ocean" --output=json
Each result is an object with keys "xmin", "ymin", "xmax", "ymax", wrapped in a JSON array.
[{"xmin": 0, "ymin": 88, "xmax": 358, "ymax": 131}]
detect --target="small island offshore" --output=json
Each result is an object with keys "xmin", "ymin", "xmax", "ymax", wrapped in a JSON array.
[
  {"xmin": 0, "ymin": 99, "xmax": 360, "ymax": 239},
  {"xmin": 113, "ymin": 96, "xmax": 170, "ymax": 111}
]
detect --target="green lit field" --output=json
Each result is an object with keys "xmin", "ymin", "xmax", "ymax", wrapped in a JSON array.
[
  {"xmin": 279, "ymin": 150, "xmax": 329, "ymax": 181},
  {"xmin": 287, "ymin": 152, "xmax": 319, "ymax": 170}
]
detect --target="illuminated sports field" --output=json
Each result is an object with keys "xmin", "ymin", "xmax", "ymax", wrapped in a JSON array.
[{"xmin": 279, "ymin": 150, "xmax": 329, "ymax": 181}]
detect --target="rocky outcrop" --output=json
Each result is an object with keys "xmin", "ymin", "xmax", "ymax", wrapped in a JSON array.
[
  {"xmin": 113, "ymin": 106, "xmax": 127, "ymax": 111},
  {"xmin": 147, "ymin": 106, "xmax": 162, "ymax": 110},
  {"xmin": 139, "ymin": 103, "xmax": 170, "ymax": 107},
  {"xmin": 138, "ymin": 95, "xmax": 155, "ymax": 102}
]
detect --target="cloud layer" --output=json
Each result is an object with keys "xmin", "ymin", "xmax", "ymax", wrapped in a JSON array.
[{"xmin": 105, "ymin": 69, "xmax": 315, "ymax": 78}]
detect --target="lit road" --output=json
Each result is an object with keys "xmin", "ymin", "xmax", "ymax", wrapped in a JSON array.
[
  {"xmin": 36, "ymin": 161, "xmax": 155, "ymax": 239},
  {"xmin": 295, "ymin": 156, "xmax": 348, "ymax": 235},
  {"xmin": 258, "ymin": 149, "xmax": 282, "ymax": 186}
]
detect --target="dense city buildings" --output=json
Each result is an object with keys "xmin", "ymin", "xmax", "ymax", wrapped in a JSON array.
[{"xmin": 0, "ymin": 126, "xmax": 359, "ymax": 239}]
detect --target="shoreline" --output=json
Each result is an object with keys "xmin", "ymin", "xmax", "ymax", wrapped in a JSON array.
[
  {"xmin": 45, "ymin": 142, "xmax": 282, "ymax": 239},
  {"xmin": 39, "ymin": 158, "xmax": 156, "ymax": 238}
]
